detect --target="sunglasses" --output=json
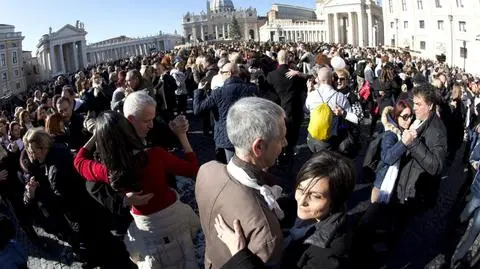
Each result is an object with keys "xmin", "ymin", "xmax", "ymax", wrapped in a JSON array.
[{"xmin": 399, "ymin": 114, "xmax": 413, "ymax": 120}]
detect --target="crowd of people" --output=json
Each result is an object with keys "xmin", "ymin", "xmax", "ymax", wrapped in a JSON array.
[{"xmin": 0, "ymin": 40, "xmax": 479, "ymax": 269}]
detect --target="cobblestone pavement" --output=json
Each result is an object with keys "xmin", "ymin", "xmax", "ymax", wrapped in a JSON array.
[{"xmin": 9, "ymin": 113, "xmax": 470, "ymax": 268}]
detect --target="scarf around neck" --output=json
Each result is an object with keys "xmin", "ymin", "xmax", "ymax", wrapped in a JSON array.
[{"xmin": 226, "ymin": 156, "xmax": 285, "ymax": 220}]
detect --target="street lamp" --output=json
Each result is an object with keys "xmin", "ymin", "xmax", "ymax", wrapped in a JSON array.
[{"xmin": 448, "ymin": 14, "xmax": 453, "ymax": 67}]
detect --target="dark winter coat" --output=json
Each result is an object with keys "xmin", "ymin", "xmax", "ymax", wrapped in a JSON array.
[
  {"xmin": 64, "ymin": 112, "xmax": 88, "ymax": 151},
  {"xmin": 266, "ymin": 64, "xmax": 307, "ymax": 124},
  {"xmin": 193, "ymin": 77, "xmax": 258, "ymax": 149},
  {"xmin": 374, "ymin": 76, "xmax": 402, "ymax": 113},
  {"xmin": 395, "ymin": 112, "xmax": 447, "ymax": 210},
  {"xmin": 374, "ymin": 107, "xmax": 408, "ymax": 188},
  {"xmin": 220, "ymin": 212, "xmax": 351, "ymax": 269}
]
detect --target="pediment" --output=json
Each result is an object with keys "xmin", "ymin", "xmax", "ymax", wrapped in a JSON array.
[{"xmin": 52, "ymin": 24, "xmax": 86, "ymax": 40}]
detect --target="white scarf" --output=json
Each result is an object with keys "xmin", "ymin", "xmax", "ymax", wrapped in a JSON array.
[{"xmin": 226, "ymin": 160, "xmax": 285, "ymax": 220}]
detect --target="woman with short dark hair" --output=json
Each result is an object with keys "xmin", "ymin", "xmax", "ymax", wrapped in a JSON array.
[{"xmin": 213, "ymin": 151, "xmax": 356, "ymax": 269}]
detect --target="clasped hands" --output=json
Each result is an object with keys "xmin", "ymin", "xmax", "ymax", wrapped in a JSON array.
[{"xmin": 402, "ymin": 129, "xmax": 418, "ymax": 146}]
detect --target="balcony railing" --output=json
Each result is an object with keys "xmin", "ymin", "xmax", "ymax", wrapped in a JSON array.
[{"xmin": 0, "ymin": 32, "xmax": 22, "ymax": 39}]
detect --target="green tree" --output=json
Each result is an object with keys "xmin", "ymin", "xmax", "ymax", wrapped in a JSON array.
[{"xmin": 229, "ymin": 16, "xmax": 242, "ymax": 40}]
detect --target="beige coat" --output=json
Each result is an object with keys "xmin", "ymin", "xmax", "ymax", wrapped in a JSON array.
[{"xmin": 195, "ymin": 161, "xmax": 283, "ymax": 269}]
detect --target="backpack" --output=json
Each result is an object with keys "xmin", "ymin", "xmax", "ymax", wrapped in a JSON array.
[
  {"xmin": 362, "ymin": 133, "xmax": 384, "ymax": 183},
  {"xmin": 363, "ymin": 133, "xmax": 384, "ymax": 171},
  {"xmin": 308, "ymin": 90, "xmax": 336, "ymax": 141}
]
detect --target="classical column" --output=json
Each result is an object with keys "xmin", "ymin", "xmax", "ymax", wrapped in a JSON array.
[
  {"xmin": 43, "ymin": 50, "xmax": 48, "ymax": 74},
  {"xmin": 367, "ymin": 8, "xmax": 373, "ymax": 46},
  {"xmin": 200, "ymin": 24, "xmax": 204, "ymax": 40},
  {"xmin": 58, "ymin": 44, "xmax": 65, "ymax": 74},
  {"xmin": 215, "ymin": 25, "xmax": 219, "ymax": 39},
  {"xmin": 49, "ymin": 45, "xmax": 57, "ymax": 74},
  {"xmin": 192, "ymin": 26, "xmax": 197, "ymax": 43},
  {"xmin": 358, "ymin": 10, "xmax": 364, "ymax": 46},
  {"xmin": 333, "ymin": 13, "xmax": 339, "ymax": 43},
  {"xmin": 348, "ymin": 12, "xmax": 354, "ymax": 46},
  {"xmin": 222, "ymin": 24, "xmax": 226, "ymax": 39},
  {"xmin": 73, "ymin": 42, "xmax": 79, "ymax": 71}
]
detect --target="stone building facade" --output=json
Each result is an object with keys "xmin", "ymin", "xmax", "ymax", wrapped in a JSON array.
[
  {"xmin": 383, "ymin": 0, "xmax": 480, "ymax": 73},
  {"xmin": 36, "ymin": 21, "xmax": 88, "ymax": 80},
  {"xmin": 0, "ymin": 24, "xmax": 26, "ymax": 97},
  {"xmin": 260, "ymin": 0, "xmax": 384, "ymax": 47},
  {"xmin": 86, "ymin": 33, "xmax": 183, "ymax": 65},
  {"xmin": 182, "ymin": 0, "xmax": 260, "ymax": 42}
]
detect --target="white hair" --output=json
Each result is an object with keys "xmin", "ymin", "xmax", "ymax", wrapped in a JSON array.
[
  {"xmin": 226, "ymin": 97, "xmax": 285, "ymax": 157},
  {"xmin": 123, "ymin": 91, "xmax": 156, "ymax": 118},
  {"xmin": 277, "ymin": 50, "xmax": 287, "ymax": 65}
]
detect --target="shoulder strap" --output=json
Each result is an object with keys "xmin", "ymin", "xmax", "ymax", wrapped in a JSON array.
[
  {"xmin": 316, "ymin": 88, "xmax": 325, "ymax": 103},
  {"xmin": 326, "ymin": 92, "xmax": 337, "ymax": 104}
]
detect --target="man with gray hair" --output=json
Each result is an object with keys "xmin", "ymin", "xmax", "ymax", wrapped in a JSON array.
[
  {"xmin": 196, "ymin": 97, "xmax": 285, "ymax": 269},
  {"xmin": 123, "ymin": 91, "xmax": 157, "ymax": 140}
]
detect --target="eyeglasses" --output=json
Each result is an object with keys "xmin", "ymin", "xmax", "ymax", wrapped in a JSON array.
[
  {"xmin": 336, "ymin": 77, "xmax": 346, "ymax": 82},
  {"xmin": 399, "ymin": 114, "xmax": 413, "ymax": 120}
]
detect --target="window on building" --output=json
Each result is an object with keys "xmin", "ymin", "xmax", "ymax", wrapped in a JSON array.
[
  {"xmin": 1, "ymin": 73, "xmax": 6, "ymax": 81},
  {"xmin": 0, "ymin": 44, "xmax": 4, "ymax": 50},
  {"xmin": 460, "ymin": 47, "xmax": 468, "ymax": 58},
  {"xmin": 390, "ymin": 22, "xmax": 395, "ymax": 29},
  {"xmin": 459, "ymin": 21, "xmax": 466, "ymax": 32},
  {"xmin": 435, "ymin": 0, "xmax": 442, "ymax": 7},
  {"xmin": 16, "ymin": 82, "xmax": 20, "ymax": 90},
  {"xmin": 389, "ymin": 0, "xmax": 393, "ymax": 13},
  {"xmin": 14, "ymin": 70, "xmax": 18, "ymax": 77},
  {"xmin": 0, "ymin": 54, "xmax": 5, "ymax": 67},
  {"xmin": 402, "ymin": 0, "xmax": 407, "ymax": 11},
  {"xmin": 420, "ymin": 41, "xmax": 426, "ymax": 50},
  {"xmin": 404, "ymin": 21, "xmax": 409, "ymax": 28},
  {"xmin": 438, "ymin": 20, "xmax": 444, "ymax": 30},
  {"xmin": 456, "ymin": 0, "xmax": 463, "ymax": 7},
  {"xmin": 417, "ymin": 0, "xmax": 423, "ymax": 9},
  {"xmin": 11, "ymin": 43, "xmax": 16, "ymax": 48},
  {"xmin": 419, "ymin": 20, "xmax": 425, "ymax": 29},
  {"xmin": 12, "ymin": 52, "xmax": 17, "ymax": 64}
]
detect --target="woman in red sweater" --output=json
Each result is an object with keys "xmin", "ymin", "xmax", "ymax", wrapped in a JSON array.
[{"xmin": 74, "ymin": 111, "xmax": 200, "ymax": 269}]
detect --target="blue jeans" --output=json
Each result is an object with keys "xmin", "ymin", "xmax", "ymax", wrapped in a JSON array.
[{"xmin": 452, "ymin": 196, "xmax": 480, "ymax": 264}]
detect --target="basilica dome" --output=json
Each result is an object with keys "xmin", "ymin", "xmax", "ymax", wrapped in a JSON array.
[{"xmin": 210, "ymin": 0, "xmax": 235, "ymax": 12}]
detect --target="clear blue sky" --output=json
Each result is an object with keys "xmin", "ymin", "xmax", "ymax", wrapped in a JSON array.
[{"xmin": 3, "ymin": 0, "xmax": 315, "ymax": 52}]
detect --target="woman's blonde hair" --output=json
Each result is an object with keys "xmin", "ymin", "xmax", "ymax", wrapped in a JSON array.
[
  {"xmin": 451, "ymin": 84, "xmax": 463, "ymax": 101},
  {"xmin": 335, "ymin": 68, "xmax": 350, "ymax": 79},
  {"xmin": 18, "ymin": 110, "xmax": 30, "ymax": 127},
  {"xmin": 23, "ymin": 128, "xmax": 52, "ymax": 151}
]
